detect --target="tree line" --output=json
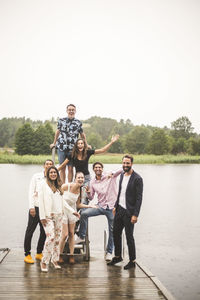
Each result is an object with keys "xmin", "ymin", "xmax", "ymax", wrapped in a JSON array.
[{"xmin": 0, "ymin": 116, "xmax": 200, "ymax": 155}]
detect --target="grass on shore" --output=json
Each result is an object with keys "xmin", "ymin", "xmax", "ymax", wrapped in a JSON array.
[{"xmin": 0, "ymin": 152, "xmax": 200, "ymax": 164}]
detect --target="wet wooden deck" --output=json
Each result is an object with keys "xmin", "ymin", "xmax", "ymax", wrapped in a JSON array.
[{"xmin": 0, "ymin": 249, "xmax": 175, "ymax": 300}]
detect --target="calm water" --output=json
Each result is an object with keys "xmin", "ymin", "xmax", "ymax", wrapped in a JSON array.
[{"xmin": 0, "ymin": 163, "xmax": 200, "ymax": 300}]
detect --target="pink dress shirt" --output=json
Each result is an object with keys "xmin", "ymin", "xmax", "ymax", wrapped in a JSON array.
[{"xmin": 88, "ymin": 169, "xmax": 122, "ymax": 209}]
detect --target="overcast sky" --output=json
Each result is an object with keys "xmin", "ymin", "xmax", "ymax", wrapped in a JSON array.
[{"xmin": 0, "ymin": 0, "xmax": 200, "ymax": 132}]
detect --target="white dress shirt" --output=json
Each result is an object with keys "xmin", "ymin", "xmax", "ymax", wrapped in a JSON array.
[{"xmin": 119, "ymin": 175, "xmax": 131, "ymax": 209}]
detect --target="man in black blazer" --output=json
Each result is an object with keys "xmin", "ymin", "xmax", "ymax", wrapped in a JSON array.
[{"xmin": 108, "ymin": 154, "xmax": 143, "ymax": 270}]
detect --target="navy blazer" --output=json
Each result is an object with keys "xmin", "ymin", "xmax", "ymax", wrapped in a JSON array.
[{"xmin": 115, "ymin": 171, "xmax": 143, "ymax": 217}]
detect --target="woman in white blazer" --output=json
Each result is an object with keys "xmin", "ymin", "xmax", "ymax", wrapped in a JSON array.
[{"xmin": 39, "ymin": 166, "xmax": 79, "ymax": 272}]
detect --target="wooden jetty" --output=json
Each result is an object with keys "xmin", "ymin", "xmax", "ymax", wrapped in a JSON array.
[{"xmin": 0, "ymin": 248, "xmax": 175, "ymax": 300}]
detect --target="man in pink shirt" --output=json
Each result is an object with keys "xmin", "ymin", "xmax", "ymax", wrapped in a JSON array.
[{"xmin": 75, "ymin": 162, "xmax": 122, "ymax": 261}]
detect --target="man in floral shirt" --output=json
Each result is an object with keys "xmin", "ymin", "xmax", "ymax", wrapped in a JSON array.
[{"xmin": 50, "ymin": 104, "xmax": 87, "ymax": 183}]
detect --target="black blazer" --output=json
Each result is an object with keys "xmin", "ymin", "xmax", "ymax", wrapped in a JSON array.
[{"xmin": 115, "ymin": 171, "xmax": 143, "ymax": 217}]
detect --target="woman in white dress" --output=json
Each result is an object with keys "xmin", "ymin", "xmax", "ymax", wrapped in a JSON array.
[{"xmin": 59, "ymin": 172, "xmax": 96, "ymax": 264}]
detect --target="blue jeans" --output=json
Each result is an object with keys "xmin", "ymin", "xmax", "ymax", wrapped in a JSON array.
[
  {"xmin": 79, "ymin": 206, "xmax": 114, "ymax": 254},
  {"xmin": 57, "ymin": 149, "xmax": 73, "ymax": 166},
  {"xmin": 81, "ymin": 174, "xmax": 91, "ymax": 204},
  {"xmin": 84, "ymin": 174, "xmax": 91, "ymax": 186}
]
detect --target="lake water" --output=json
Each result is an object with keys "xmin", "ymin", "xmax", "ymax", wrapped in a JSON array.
[{"xmin": 0, "ymin": 163, "xmax": 200, "ymax": 300}]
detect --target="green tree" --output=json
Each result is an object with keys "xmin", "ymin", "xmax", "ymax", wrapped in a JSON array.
[
  {"xmin": 124, "ymin": 126, "xmax": 151, "ymax": 154},
  {"xmin": 87, "ymin": 132, "xmax": 103, "ymax": 149},
  {"xmin": 147, "ymin": 129, "xmax": 169, "ymax": 155},
  {"xmin": 111, "ymin": 119, "xmax": 134, "ymax": 136},
  {"xmin": 32, "ymin": 123, "xmax": 54, "ymax": 155},
  {"xmin": 171, "ymin": 137, "xmax": 187, "ymax": 154},
  {"xmin": 108, "ymin": 138, "xmax": 123, "ymax": 153},
  {"xmin": 15, "ymin": 123, "xmax": 34, "ymax": 155},
  {"xmin": 166, "ymin": 135, "xmax": 174, "ymax": 154},
  {"xmin": 171, "ymin": 116, "xmax": 194, "ymax": 139},
  {"xmin": 0, "ymin": 117, "xmax": 25, "ymax": 147},
  {"xmin": 0, "ymin": 117, "xmax": 57, "ymax": 148},
  {"xmin": 186, "ymin": 137, "xmax": 200, "ymax": 155},
  {"xmin": 85, "ymin": 116, "xmax": 118, "ymax": 140}
]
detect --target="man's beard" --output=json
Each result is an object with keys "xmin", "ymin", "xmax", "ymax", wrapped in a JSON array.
[{"xmin": 123, "ymin": 166, "xmax": 131, "ymax": 173}]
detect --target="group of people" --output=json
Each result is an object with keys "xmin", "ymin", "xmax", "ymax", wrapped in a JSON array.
[{"xmin": 23, "ymin": 104, "xmax": 143, "ymax": 272}]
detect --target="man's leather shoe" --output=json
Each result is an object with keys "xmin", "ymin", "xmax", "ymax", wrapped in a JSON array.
[
  {"xmin": 124, "ymin": 261, "xmax": 136, "ymax": 270},
  {"xmin": 107, "ymin": 256, "xmax": 123, "ymax": 266}
]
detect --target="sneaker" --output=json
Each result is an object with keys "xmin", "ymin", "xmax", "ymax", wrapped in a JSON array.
[
  {"xmin": 24, "ymin": 255, "xmax": 34, "ymax": 264},
  {"xmin": 75, "ymin": 236, "xmax": 85, "ymax": 244},
  {"xmin": 124, "ymin": 261, "xmax": 136, "ymax": 270},
  {"xmin": 107, "ymin": 256, "xmax": 123, "ymax": 266},
  {"xmin": 105, "ymin": 252, "xmax": 112, "ymax": 261},
  {"xmin": 35, "ymin": 253, "xmax": 43, "ymax": 261}
]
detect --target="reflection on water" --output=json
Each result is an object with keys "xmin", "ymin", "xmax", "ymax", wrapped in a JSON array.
[{"xmin": 0, "ymin": 163, "xmax": 200, "ymax": 300}]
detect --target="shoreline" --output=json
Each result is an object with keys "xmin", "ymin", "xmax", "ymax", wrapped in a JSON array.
[{"xmin": 0, "ymin": 152, "xmax": 200, "ymax": 164}]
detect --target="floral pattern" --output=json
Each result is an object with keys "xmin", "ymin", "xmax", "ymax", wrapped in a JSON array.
[
  {"xmin": 56, "ymin": 117, "xmax": 83, "ymax": 151},
  {"xmin": 41, "ymin": 214, "xmax": 63, "ymax": 264}
]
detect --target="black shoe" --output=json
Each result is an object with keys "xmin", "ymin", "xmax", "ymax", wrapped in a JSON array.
[
  {"xmin": 124, "ymin": 261, "xmax": 136, "ymax": 270},
  {"xmin": 107, "ymin": 256, "xmax": 123, "ymax": 266}
]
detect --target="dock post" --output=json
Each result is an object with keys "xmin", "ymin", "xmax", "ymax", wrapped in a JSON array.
[{"xmin": 52, "ymin": 146, "xmax": 55, "ymax": 164}]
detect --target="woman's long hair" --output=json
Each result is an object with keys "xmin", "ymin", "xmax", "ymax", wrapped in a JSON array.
[
  {"xmin": 71, "ymin": 138, "xmax": 88, "ymax": 160},
  {"xmin": 75, "ymin": 171, "xmax": 85, "ymax": 200},
  {"xmin": 46, "ymin": 166, "xmax": 63, "ymax": 195}
]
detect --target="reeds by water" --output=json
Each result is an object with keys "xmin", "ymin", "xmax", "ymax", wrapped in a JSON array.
[{"xmin": 1, "ymin": 152, "xmax": 200, "ymax": 164}]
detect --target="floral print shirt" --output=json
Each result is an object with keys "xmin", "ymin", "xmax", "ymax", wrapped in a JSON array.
[{"xmin": 56, "ymin": 117, "xmax": 83, "ymax": 151}]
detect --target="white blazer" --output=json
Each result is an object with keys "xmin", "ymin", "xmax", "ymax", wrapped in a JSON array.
[{"xmin": 38, "ymin": 181, "xmax": 75, "ymax": 220}]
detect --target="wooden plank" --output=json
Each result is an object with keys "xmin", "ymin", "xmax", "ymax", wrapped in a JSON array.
[
  {"xmin": 0, "ymin": 248, "xmax": 10, "ymax": 263},
  {"xmin": 0, "ymin": 249, "xmax": 171, "ymax": 300}
]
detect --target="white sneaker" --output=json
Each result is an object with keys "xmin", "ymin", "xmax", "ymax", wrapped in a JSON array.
[
  {"xmin": 75, "ymin": 236, "xmax": 85, "ymax": 244},
  {"xmin": 105, "ymin": 252, "xmax": 112, "ymax": 261}
]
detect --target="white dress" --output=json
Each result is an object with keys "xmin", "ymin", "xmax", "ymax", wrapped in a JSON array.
[{"xmin": 63, "ymin": 184, "xmax": 80, "ymax": 224}]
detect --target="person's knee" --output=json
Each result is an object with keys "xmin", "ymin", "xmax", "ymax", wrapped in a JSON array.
[
  {"xmin": 68, "ymin": 166, "xmax": 73, "ymax": 176},
  {"xmin": 126, "ymin": 235, "xmax": 134, "ymax": 245},
  {"xmin": 49, "ymin": 234, "xmax": 55, "ymax": 242},
  {"xmin": 113, "ymin": 227, "xmax": 119, "ymax": 236},
  {"xmin": 68, "ymin": 165, "xmax": 73, "ymax": 171},
  {"xmin": 109, "ymin": 224, "xmax": 113, "ymax": 233},
  {"xmin": 68, "ymin": 231, "xmax": 74, "ymax": 238},
  {"xmin": 25, "ymin": 228, "xmax": 33, "ymax": 236},
  {"xmin": 61, "ymin": 232, "xmax": 68, "ymax": 241},
  {"xmin": 107, "ymin": 218, "xmax": 114, "ymax": 227},
  {"xmin": 80, "ymin": 213, "xmax": 89, "ymax": 222}
]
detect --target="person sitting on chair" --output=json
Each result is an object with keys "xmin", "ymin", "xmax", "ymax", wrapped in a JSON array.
[
  {"xmin": 59, "ymin": 172, "xmax": 96, "ymax": 264},
  {"xmin": 75, "ymin": 162, "xmax": 122, "ymax": 262}
]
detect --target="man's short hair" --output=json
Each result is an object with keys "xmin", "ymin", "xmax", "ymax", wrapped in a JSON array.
[
  {"xmin": 67, "ymin": 104, "xmax": 76, "ymax": 109},
  {"xmin": 122, "ymin": 154, "xmax": 134, "ymax": 163},
  {"xmin": 44, "ymin": 159, "xmax": 54, "ymax": 165},
  {"xmin": 93, "ymin": 162, "xmax": 104, "ymax": 169}
]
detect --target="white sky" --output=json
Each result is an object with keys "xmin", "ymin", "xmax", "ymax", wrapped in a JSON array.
[{"xmin": 0, "ymin": 0, "xmax": 200, "ymax": 132}]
